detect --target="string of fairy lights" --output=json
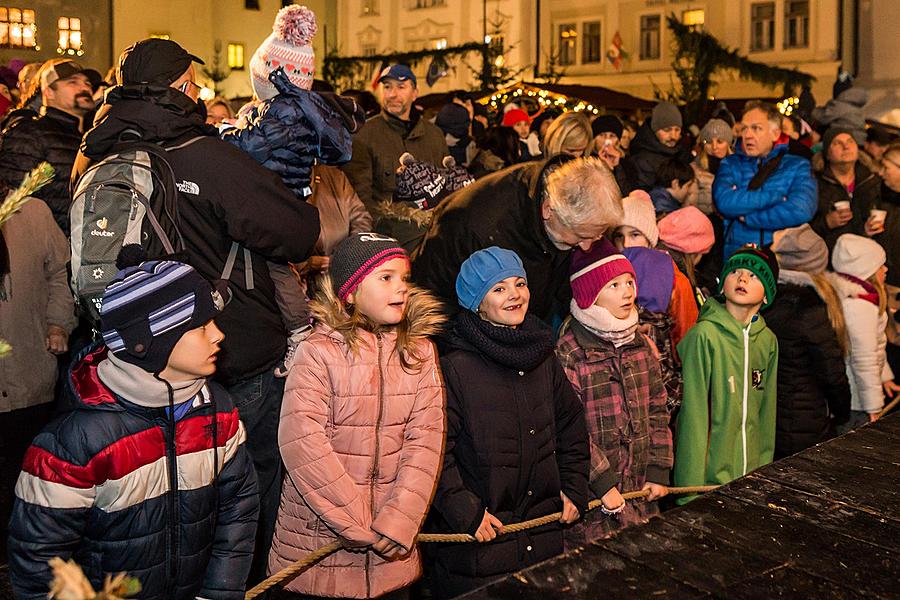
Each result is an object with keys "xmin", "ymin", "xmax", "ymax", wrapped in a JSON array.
[{"xmin": 478, "ymin": 83, "xmax": 602, "ymax": 115}]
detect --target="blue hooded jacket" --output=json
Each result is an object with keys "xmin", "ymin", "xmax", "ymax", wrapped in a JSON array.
[
  {"xmin": 222, "ymin": 68, "xmax": 365, "ymax": 198},
  {"xmin": 713, "ymin": 137, "xmax": 817, "ymax": 257}
]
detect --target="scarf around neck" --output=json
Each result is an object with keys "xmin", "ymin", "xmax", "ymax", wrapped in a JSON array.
[
  {"xmin": 455, "ymin": 309, "xmax": 555, "ymax": 372},
  {"xmin": 837, "ymin": 272, "xmax": 880, "ymax": 307},
  {"xmin": 570, "ymin": 300, "xmax": 640, "ymax": 347},
  {"xmin": 97, "ymin": 352, "xmax": 206, "ymax": 408}
]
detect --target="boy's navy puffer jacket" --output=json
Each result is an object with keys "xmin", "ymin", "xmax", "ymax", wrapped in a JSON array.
[
  {"xmin": 223, "ymin": 68, "xmax": 366, "ymax": 198},
  {"xmin": 7, "ymin": 346, "xmax": 260, "ymax": 600}
]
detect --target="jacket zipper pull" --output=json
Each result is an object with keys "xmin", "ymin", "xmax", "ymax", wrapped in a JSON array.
[
  {"xmin": 89, "ymin": 185, "xmax": 101, "ymax": 213},
  {"xmin": 130, "ymin": 190, "xmax": 138, "ymax": 220}
]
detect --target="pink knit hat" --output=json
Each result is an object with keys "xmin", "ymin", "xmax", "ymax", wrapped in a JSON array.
[
  {"xmin": 569, "ymin": 238, "xmax": 637, "ymax": 309},
  {"xmin": 657, "ymin": 206, "xmax": 714, "ymax": 254},
  {"xmin": 619, "ymin": 190, "xmax": 659, "ymax": 247},
  {"xmin": 250, "ymin": 5, "xmax": 317, "ymax": 100}
]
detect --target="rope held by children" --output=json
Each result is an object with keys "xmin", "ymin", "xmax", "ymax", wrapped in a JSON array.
[{"xmin": 245, "ymin": 484, "xmax": 718, "ymax": 599}]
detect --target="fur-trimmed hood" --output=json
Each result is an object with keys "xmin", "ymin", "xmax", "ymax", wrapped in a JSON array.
[
  {"xmin": 309, "ymin": 273, "xmax": 447, "ymax": 345},
  {"xmin": 373, "ymin": 200, "xmax": 434, "ymax": 228}
]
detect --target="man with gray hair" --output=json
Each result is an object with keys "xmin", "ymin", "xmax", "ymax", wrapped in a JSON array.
[
  {"xmin": 411, "ymin": 156, "xmax": 623, "ymax": 322},
  {"xmin": 714, "ymin": 101, "xmax": 817, "ymax": 257}
]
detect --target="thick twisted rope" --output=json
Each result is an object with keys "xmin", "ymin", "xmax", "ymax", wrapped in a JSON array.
[{"xmin": 245, "ymin": 485, "xmax": 718, "ymax": 598}]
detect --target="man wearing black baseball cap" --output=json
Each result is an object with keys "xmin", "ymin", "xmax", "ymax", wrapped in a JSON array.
[
  {"xmin": 72, "ymin": 38, "xmax": 321, "ymax": 584},
  {"xmin": 0, "ymin": 58, "xmax": 94, "ymax": 235},
  {"xmin": 343, "ymin": 63, "xmax": 447, "ymax": 210}
]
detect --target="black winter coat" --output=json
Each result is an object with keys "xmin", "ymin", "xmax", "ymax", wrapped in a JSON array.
[
  {"xmin": 0, "ymin": 106, "xmax": 83, "ymax": 235},
  {"xmin": 871, "ymin": 183, "xmax": 900, "ymax": 288},
  {"xmin": 73, "ymin": 85, "xmax": 320, "ymax": 384},
  {"xmin": 810, "ymin": 162, "xmax": 881, "ymax": 253},
  {"xmin": 621, "ymin": 121, "xmax": 691, "ymax": 191},
  {"xmin": 764, "ymin": 276, "xmax": 851, "ymax": 458},
  {"xmin": 427, "ymin": 315, "xmax": 589, "ymax": 596},
  {"xmin": 411, "ymin": 157, "xmax": 573, "ymax": 322}
]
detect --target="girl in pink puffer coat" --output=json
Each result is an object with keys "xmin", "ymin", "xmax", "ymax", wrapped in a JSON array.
[{"xmin": 269, "ymin": 233, "xmax": 446, "ymax": 598}]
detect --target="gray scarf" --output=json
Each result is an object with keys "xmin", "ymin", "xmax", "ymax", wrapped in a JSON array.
[{"xmin": 97, "ymin": 353, "xmax": 206, "ymax": 408}]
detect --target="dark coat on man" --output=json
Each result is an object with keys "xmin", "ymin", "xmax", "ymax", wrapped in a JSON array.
[
  {"xmin": 0, "ymin": 106, "xmax": 83, "ymax": 235},
  {"xmin": 810, "ymin": 162, "xmax": 881, "ymax": 253},
  {"xmin": 411, "ymin": 157, "xmax": 573, "ymax": 322},
  {"xmin": 621, "ymin": 121, "xmax": 690, "ymax": 192}
]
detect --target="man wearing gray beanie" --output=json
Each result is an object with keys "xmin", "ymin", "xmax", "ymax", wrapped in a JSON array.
[{"xmin": 622, "ymin": 100, "xmax": 691, "ymax": 191}]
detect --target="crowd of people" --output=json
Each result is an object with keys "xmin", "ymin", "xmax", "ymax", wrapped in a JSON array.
[{"xmin": 1, "ymin": 3, "xmax": 900, "ymax": 599}]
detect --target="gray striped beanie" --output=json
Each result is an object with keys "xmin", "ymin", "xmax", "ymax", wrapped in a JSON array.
[{"xmin": 100, "ymin": 260, "xmax": 228, "ymax": 373}]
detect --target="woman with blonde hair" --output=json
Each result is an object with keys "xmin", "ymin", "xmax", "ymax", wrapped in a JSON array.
[
  {"xmin": 766, "ymin": 225, "xmax": 851, "ymax": 458},
  {"xmin": 692, "ymin": 118, "xmax": 733, "ymax": 214},
  {"xmin": 543, "ymin": 111, "xmax": 592, "ymax": 158}
]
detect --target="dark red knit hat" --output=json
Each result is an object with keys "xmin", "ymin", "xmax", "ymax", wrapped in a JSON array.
[{"xmin": 569, "ymin": 238, "xmax": 637, "ymax": 309}]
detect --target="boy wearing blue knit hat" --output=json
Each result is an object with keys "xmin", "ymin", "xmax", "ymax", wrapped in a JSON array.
[
  {"xmin": 8, "ymin": 258, "xmax": 260, "ymax": 599},
  {"xmin": 428, "ymin": 246, "xmax": 590, "ymax": 598}
]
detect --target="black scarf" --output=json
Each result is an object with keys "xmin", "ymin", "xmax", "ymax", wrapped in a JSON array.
[{"xmin": 455, "ymin": 310, "xmax": 555, "ymax": 372}]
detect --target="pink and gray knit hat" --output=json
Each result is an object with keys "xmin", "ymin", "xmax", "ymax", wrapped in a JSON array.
[
  {"xmin": 330, "ymin": 233, "xmax": 409, "ymax": 301},
  {"xmin": 250, "ymin": 5, "xmax": 317, "ymax": 100},
  {"xmin": 569, "ymin": 238, "xmax": 637, "ymax": 309}
]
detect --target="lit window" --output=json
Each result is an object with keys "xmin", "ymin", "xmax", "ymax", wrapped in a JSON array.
[
  {"xmin": 149, "ymin": 33, "xmax": 170, "ymax": 40},
  {"xmin": 751, "ymin": 2, "xmax": 775, "ymax": 51},
  {"xmin": 582, "ymin": 21, "xmax": 601, "ymax": 64},
  {"xmin": 682, "ymin": 9, "xmax": 705, "ymax": 28},
  {"xmin": 57, "ymin": 16, "xmax": 83, "ymax": 56},
  {"xmin": 245, "ymin": 0, "xmax": 260, "ymax": 10},
  {"xmin": 432, "ymin": 37, "xmax": 447, "ymax": 50},
  {"xmin": 558, "ymin": 23, "xmax": 577, "ymax": 66},
  {"xmin": 0, "ymin": 7, "xmax": 37, "ymax": 49},
  {"xmin": 362, "ymin": 0, "xmax": 378, "ymax": 16},
  {"xmin": 640, "ymin": 14, "xmax": 661, "ymax": 60},
  {"xmin": 413, "ymin": 0, "xmax": 445, "ymax": 8},
  {"xmin": 784, "ymin": 0, "xmax": 809, "ymax": 48},
  {"xmin": 227, "ymin": 43, "xmax": 245, "ymax": 70}
]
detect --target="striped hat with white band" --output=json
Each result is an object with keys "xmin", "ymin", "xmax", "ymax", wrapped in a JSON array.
[{"xmin": 569, "ymin": 238, "xmax": 637, "ymax": 309}]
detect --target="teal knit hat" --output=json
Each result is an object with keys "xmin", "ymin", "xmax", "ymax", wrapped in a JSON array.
[{"xmin": 718, "ymin": 245, "xmax": 779, "ymax": 308}]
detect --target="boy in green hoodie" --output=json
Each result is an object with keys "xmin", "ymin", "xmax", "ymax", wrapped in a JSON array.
[{"xmin": 674, "ymin": 246, "xmax": 779, "ymax": 503}]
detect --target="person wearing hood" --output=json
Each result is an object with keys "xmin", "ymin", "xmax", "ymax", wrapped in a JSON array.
[
  {"xmin": 622, "ymin": 101, "xmax": 691, "ymax": 191},
  {"xmin": 766, "ymin": 225, "xmax": 851, "ymax": 458},
  {"xmin": 674, "ymin": 246, "xmax": 780, "ymax": 503},
  {"xmin": 713, "ymin": 101, "xmax": 817, "ymax": 258},
  {"xmin": 8, "ymin": 258, "xmax": 259, "ymax": 599},
  {"xmin": 810, "ymin": 126, "xmax": 882, "ymax": 253},
  {"xmin": 270, "ymin": 233, "xmax": 444, "ymax": 598},
  {"xmin": 436, "ymin": 101, "xmax": 474, "ymax": 167},
  {"xmin": 830, "ymin": 234, "xmax": 899, "ymax": 432},
  {"xmin": 556, "ymin": 240, "xmax": 672, "ymax": 544},
  {"xmin": 71, "ymin": 37, "xmax": 321, "ymax": 584},
  {"xmin": 427, "ymin": 247, "xmax": 589, "ymax": 598},
  {"xmin": 811, "ymin": 85, "xmax": 868, "ymax": 143},
  {"xmin": 342, "ymin": 64, "xmax": 448, "ymax": 211}
]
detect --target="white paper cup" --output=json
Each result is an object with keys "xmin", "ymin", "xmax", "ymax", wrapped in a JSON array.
[
  {"xmin": 833, "ymin": 200, "xmax": 851, "ymax": 212},
  {"xmin": 870, "ymin": 208, "xmax": 888, "ymax": 226}
]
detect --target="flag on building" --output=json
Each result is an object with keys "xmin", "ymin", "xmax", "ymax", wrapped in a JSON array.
[
  {"xmin": 606, "ymin": 31, "xmax": 629, "ymax": 71},
  {"xmin": 426, "ymin": 55, "xmax": 449, "ymax": 87},
  {"xmin": 369, "ymin": 61, "xmax": 383, "ymax": 91}
]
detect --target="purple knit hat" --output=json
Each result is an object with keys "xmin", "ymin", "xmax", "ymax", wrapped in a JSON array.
[
  {"xmin": 622, "ymin": 246, "xmax": 675, "ymax": 313},
  {"xmin": 570, "ymin": 238, "xmax": 637, "ymax": 309}
]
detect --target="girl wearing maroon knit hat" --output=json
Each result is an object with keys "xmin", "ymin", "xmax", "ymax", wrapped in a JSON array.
[{"xmin": 556, "ymin": 239, "xmax": 673, "ymax": 547}]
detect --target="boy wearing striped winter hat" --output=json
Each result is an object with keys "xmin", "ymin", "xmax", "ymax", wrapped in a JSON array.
[
  {"xmin": 674, "ymin": 244, "xmax": 779, "ymax": 504},
  {"xmin": 7, "ymin": 257, "xmax": 260, "ymax": 598}
]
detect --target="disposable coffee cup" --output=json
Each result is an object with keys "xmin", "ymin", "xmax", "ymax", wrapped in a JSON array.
[
  {"xmin": 833, "ymin": 200, "xmax": 851, "ymax": 212},
  {"xmin": 870, "ymin": 208, "xmax": 888, "ymax": 226}
]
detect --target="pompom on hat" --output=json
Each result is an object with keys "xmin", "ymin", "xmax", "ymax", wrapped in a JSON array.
[
  {"xmin": 569, "ymin": 239, "xmax": 637, "ymax": 310},
  {"xmin": 393, "ymin": 153, "xmax": 474, "ymax": 209},
  {"xmin": 250, "ymin": 5, "xmax": 317, "ymax": 100}
]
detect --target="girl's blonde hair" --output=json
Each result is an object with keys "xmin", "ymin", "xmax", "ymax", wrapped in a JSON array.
[
  {"xmin": 543, "ymin": 112, "xmax": 592, "ymax": 157},
  {"xmin": 695, "ymin": 140, "xmax": 733, "ymax": 171},
  {"xmin": 310, "ymin": 272, "xmax": 444, "ymax": 372},
  {"xmin": 811, "ymin": 273, "xmax": 849, "ymax": 356},
  {"xmin": 867, "ymin": 272, "xmax": 888, "ymax": 316}
]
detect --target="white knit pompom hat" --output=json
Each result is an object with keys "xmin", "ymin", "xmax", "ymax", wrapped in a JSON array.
[{"xmin": 250, "ymin": 5, "xmax": 317, "ymax": 100}]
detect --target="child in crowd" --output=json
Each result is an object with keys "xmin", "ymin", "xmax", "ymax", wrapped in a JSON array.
[
  {"xmin": 222, "ymin": 4, "xmax": 367, "ymax": 375},
  {"xmin": 270, "ymin": 233, "xmax": 445, "ymax": 598},
  {"xmin": 658, "ymin": 206, "xmax": 716, "ymax": 321},
  {"xmin": 428, "ymin": 247, "xmax": 589, "ymax": 598},
  {"xmin": 502, "ymin": 108, "xmax": 541, "ymax": 161},
  {"xmin": 649, "ymin": 157, "xmax": 698, "ymax": 215},
  {"xmin": 830, "ymin": 234, "xmax": 900, "ymax": 431},
  {"xmin": 767, "ymin": 225, "xmax": 851, "ymax": 458},
  {"xmin": 8, "ymin": 258, "xmax": 259, "ymax": 599},
  {"xmin": 556, "ymin": 240, "xmax": 672, "ymax": 545},
  {"xmin": 674, "ymin": 246, "xmax": 779, "ymax": 503},
  {"xmin": 622, "ymin": 246, "xmax": 684, "ymax": 416}
]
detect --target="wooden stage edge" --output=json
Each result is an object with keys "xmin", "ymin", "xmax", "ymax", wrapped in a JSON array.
[{"xmin": 466, "ymin": 412, "xmax": 900, "ymax": 599}]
